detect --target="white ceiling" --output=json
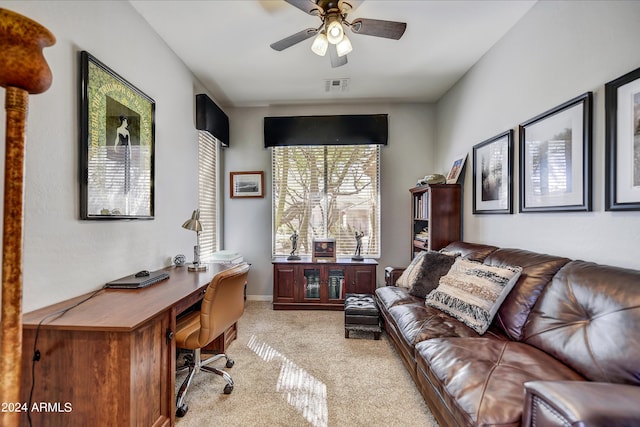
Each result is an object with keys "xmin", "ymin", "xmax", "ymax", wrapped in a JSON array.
[{"xmin": 130, "ymin": 0, "xmax": 536, "ymax": 108}]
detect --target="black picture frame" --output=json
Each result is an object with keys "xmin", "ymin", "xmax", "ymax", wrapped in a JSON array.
[
  {"xmin": 519, "ymin": 92, "xmax": 592, "ymax": 213},
  {"xmin": 605, "ymin": 66, "xmax": 640, "ymax": 211},
  {"xmin": 472, "ymin": 130, "xmax": 514, "ymax": 214},
  {"xmin": 79, "ymin": 51, "xmax": 155, "ymax": 220}
]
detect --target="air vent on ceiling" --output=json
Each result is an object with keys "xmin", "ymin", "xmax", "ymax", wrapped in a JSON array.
[{"xmin": 324, "ymin": 78, "xmax": 350, "ymax": 94}]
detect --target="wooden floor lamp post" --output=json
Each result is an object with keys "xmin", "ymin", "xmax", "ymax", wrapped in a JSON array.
[{"xmin": 0, "ymin": 9, "xmax": 55, "ymax": 427}]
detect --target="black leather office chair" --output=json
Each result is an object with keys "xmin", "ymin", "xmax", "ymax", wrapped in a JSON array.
[{"xmin": 175, "ymin": 262, "xmax": 250, "ymax": 417}]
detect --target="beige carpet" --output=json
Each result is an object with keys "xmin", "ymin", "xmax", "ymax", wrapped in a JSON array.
[{"xmin": 175, "ymin": 301, "xmax": 439, "ymax": 427}]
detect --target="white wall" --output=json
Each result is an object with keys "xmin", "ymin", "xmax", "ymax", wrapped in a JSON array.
[
  {"xmin": 225, "ymin": 103, "xmax": 435, "ymax": 298},
  {"xmin": 436, "ymin": 0, "xmax": 640, "ymax": 269},
  {"xmin": 0, "ymin": 1, "xmax": 211, "ymax": 311}
]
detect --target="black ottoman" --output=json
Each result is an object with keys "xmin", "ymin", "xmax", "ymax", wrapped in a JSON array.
[{"xmin": 344, "ymin": 293, "xmax": 381, "ymax": 340}]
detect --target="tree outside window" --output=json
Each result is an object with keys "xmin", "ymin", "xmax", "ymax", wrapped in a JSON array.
[{"xmin": 272, "ymin": 145, "xmax": 380, "ymax": 258}]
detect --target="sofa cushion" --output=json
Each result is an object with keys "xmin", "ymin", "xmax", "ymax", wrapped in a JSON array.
[
  {"xmin": 523, "ymin": 260, "xmax": 640, "ymax": 385},
  {"xmin": 442, "ymin": 241, "xmax": 498, "ymax": 263},
  {"xmin": 425, "ymin": 258, "xmax": 522, "ymax": 334},
  {"xmin": 408, "ymin": 250, "xmax": 458, "ymax": 299},
  {"xmin": 378, "ymin": 286, "xmax": 507, "ymax": 346},
  {"xmin": 375, "ymin": 286, "xmax": 420, "ymax": 309},
  {"xmin": 377, "ymin": 300, "xmax": 427, "ymax": 375},
  {"xmin": 388, "ymin": 303, "xmax": 482, "ymax": 348},
  {"xmin": 395, "ymin": 250, "xmax": 426, "ymax": 288},
  {"xmin": 483, "ymin": 248, "xmax": 571, "ymax": 341},
  {"xmin": 415, "ymin": 337, "xmax": 585, "ymax": 427}
]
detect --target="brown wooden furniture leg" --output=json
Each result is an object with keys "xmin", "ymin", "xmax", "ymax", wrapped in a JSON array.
[{"xmin": 0, "ymin": 9, "xmax": 54, "ymax": 427}]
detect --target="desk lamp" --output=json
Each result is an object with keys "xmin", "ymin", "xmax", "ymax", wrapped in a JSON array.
[{"xmin": 182, "ymin": 209, "xmax": 207, "ymax": 271}]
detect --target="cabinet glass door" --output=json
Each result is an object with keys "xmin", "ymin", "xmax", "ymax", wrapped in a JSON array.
[
  {"xmin": 302, "ymin": 268, "xmax": 321, "ymax": 299},
  {"xmin": 327, "ymin": 268, "xmax": 345, "ymax": 300}
]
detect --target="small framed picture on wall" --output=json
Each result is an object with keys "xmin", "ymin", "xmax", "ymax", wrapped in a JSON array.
[{"xmin": 230, "ymin": 171, "xmax": 265, "ymax": 198}]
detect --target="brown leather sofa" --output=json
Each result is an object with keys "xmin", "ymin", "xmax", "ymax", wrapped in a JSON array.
[{"xmin": 376, "ymin": 241, "xmax": 640, "ymax": 427}]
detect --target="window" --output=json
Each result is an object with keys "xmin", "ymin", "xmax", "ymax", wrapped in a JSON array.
[
  {"xmin": 197, "ymin": 130, "xmax": 219, "ymax": 261},
  {"xmin": 272, "ymin": 145, "xmax": 380, "ymax": 257}
]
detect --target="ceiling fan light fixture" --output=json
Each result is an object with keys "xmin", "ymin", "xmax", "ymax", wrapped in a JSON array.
[
  {"xmin": 336, "ymin": 34, "xmax": 352, "ymax": 57},
  {"xmin": 311, "ymin": 31, "xmax": 329, "ymax": 56},
  {"xmin": 326, "ymin": 15, "xmax": 344, "ymax": 44}
]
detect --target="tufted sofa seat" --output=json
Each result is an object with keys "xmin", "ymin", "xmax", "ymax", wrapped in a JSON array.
[{"xmin": 376, "ymin": 241, "xmax": 640, "ymax": 427}]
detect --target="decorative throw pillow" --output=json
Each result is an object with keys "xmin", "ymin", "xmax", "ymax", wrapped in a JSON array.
[
  {"xmin": 395, "ymin": 251, "xmax": 427, "ymax": 288},
  {"xmin": 408, "ymin": 251, "xmax": 459, "ymax": 298},
  {"xmin": 425, "ymin": 258, "xmax": 522, "ymax": 334}
]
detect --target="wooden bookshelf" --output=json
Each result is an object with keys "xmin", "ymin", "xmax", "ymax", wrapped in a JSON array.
[{"xmin": 410, "ymin": 184, "xmax": 461, "ymax": 259}]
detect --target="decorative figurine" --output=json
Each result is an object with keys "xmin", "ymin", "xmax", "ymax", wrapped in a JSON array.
[
  {"xmin": 287, "ymin": 230, "xmax": 301, "ymax": 260},
  {"xmin": 352, "ymin": 231, "xmax": 364, "ymax": 261}
]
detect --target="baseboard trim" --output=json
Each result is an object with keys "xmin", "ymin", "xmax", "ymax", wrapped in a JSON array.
[{"xmin": 246, "ymin": 295, "xmax": 272, "ymax": 302}]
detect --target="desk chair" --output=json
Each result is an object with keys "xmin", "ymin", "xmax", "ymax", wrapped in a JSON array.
[{"xmin": 175, "ymin": 262, "xmax": 250, "ymax": 417}]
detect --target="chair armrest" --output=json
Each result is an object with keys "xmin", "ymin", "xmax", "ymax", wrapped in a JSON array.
[
  {"xmin": 522, "ymin": 381, "xmax": 640, "ymax": 427},
  {"xmin": 384, "ymin": 266, "xmax": 405, "ymax": 287}
]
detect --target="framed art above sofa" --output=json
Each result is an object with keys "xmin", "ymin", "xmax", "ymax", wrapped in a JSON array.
[
  {"xmin": 605, "ymin": 66, "xmax": 640, "ymax": 211},
  {"xmin": 472, "ymin": 130, "xmax": 514, "ymax": 214},
  {"xmin": 519, "ymin": 92, "xmax": 592, "ymax": 213}
]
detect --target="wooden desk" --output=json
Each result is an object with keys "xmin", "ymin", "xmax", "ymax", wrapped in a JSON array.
[{"xmin": 19, "ymin": 264, "xmax": 236, "ymax": 427}]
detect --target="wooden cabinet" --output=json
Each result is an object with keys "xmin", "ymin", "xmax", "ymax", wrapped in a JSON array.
[
  {"xmin": 272, "ymin": 257, "xmax": 377, "ymax": 310},
  {"xmin": 410, "ymin": 184, "xmax": 461, "ymax": 259},
  {"xmin": 20, "ymin": 310, "xmax": 174, "ymax": 427}
]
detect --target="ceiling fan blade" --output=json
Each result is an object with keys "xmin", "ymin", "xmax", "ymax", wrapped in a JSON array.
[
  {"xmin": 270, "ymin": 28, "xmax": 319, "ymax": 51},
  {"xmin": 284, "ymin": 0, "xmax": 322, "ymax": 16},
  {"xmin": 350, "ymin": 18, "xmax": 407, "ymax": 40},
  {"xmin": 329, "ymin": 44, "xmax": 348, "ymax": 68}
]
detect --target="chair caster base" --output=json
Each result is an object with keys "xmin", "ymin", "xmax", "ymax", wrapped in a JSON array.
[
  {"xmin": 176, "ymin": 404, "xmax": 188, "ymax": 417},
  {"xmin": 226, "ymin": 358, "xmax": 235, "ymax": 368},
  {"xmin": 224, "ymin": 384, "xmax": 233, "ymax": 394}
]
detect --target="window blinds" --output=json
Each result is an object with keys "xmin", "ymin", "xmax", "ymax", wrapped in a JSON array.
[
  {"xmin": 198, "ymin": 131, "xmax": 219, "ymax": 261},
  {"xmin": 272, "ymin": 145, "xmax": 380, "ymax": 258}
]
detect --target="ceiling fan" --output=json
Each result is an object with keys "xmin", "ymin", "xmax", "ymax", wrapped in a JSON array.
[{"xmin": 270, "ymin": 0, "xmax": 407, "ymax": 68}]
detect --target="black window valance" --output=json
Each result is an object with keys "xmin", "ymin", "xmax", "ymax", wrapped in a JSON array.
[
  {"xmin": 264, "ymin": 114, "xmax": 388, "ymax": 147},
  {"xmin": 196, "ymin": 94, "xmax": 229, "ymax": 147}
]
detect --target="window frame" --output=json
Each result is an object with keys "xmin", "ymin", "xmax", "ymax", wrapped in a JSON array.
[{"xmin": 271, "ymin": 144, "xmax": 381, "ymax": 258}]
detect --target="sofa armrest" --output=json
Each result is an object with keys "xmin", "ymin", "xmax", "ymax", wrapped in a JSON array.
[
  {"xmin": 384, "ymin": 266, "xmax": 405, "ymax": 287},
  {"xmin": 522, "ymin": 381, "xmax": 640, "ymax": 427}
]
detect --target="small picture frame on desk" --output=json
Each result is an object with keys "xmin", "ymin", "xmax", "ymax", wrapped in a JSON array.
[{"xmin": 312, "ymin": 238, "xmax": 336, "ymax": 262}]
